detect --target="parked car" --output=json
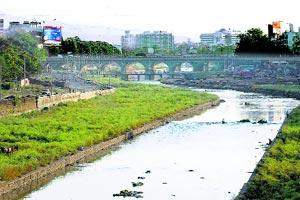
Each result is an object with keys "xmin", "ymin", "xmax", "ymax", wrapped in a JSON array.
[
  {"xmin": 85, "ymin": 79, "xmax": 93, "ymax": 84},
  {"xmin": 41, "ymin": 89, "xmax": 51, "ymax": 96}
]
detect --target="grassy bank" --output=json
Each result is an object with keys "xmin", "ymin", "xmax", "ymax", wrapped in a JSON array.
[
  {"xmin": 252, "ymin": 84, "xmax": 300, "ymax": 93},
  {"xmin": 237, "ymin": 105, "xmax": 300, "ymax": 199},
  {"xmin": 0, "ymin": 82, "xmax": 218, "ymax": 181}
]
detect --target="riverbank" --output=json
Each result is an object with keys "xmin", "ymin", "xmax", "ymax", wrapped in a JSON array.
[
  {"xmin": 236, "ymin": 105, "xmax": 300, "ymax": 199},
  {"xmin": 161, "ymin": 78, "xmax": 300, "ymax": 199},
  {"xmin": 161, "ymin": 77, "xmax": 300, "ymax": 100},
  {"xmin": 0, "ymin": 84, "xmax": 220, "ymax": 199}
]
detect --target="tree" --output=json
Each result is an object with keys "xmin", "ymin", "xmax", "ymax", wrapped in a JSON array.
[
  {"xmin": 53, "ymin": 36, "xmax": 121, "ymax": 56},
  {"xmin": 235, "ymin": 28, "xmax": 291, "ymax": 55},
  {"xmin": 6, "ymin": 29, "xmax": 47, "ymax": 63},
  {"xmin": 291, "ymin": 33, "xmax": 300, "ymax": 54},
  {"xmin": 4, "ymin": 30, "xmax": 47, "ymax": 78},
  {"xmin": 235, "ymin": 28, "xmax": 270, "ymax": 54}
]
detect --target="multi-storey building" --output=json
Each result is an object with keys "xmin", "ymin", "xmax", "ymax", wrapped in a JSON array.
[
  {"xmin": 135, "ymin": 31, "xmax": 175, "ymax": 55},
  {"xmin": 8, "ymin": 20, "xmax": 43, "ymax": 33},
  {"xmin": 200, "ymin": 29, "xmax": 241, "ymax": 47},
  {"xmin": 121, "ymin": 30, "xmax": 175, "ymax": 55},
  {"xmin": 0, "ymin": 19, "xmax": 4, "ymax": 34},
  {"xmin": 121, "ymin": 30, "xmax": 136, "ymax": 49}
]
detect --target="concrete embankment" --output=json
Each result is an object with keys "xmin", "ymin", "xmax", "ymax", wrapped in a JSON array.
[{"xmin": 0, "ymin": 99, "xmax": 221, "ymax": 199}]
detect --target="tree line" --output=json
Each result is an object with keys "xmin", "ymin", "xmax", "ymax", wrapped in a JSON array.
[
  {"xmin": 46, "ymin": 36, "xmax": 121, "ymax": 56},
  {"xmin": 0, "ymin": 30, "xmax": 47, "ymax": 83}
]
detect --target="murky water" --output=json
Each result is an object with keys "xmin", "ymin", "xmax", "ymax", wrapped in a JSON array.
[{"xmin": 22, "ymin": 89, "xmax": 299, "ymax": 200}]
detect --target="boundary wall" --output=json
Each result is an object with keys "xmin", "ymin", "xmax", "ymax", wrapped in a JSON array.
[{"xmin": 0, "ymin": 89, "xmax": 114, "ymax": 117}]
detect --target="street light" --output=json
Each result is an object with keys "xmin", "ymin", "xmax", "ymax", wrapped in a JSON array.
[
  {"xmin": 0, "ymin": 61, "xmax": 2, "ymax": 99},
  {"xmin": 22, "ymin": 57, "xmax": 26, "ymax": 97}
]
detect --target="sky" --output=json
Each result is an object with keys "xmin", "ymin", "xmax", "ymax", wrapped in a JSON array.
[{"xmin": 1, "ymin": 0, "xmax": 300, "ymax": 44}]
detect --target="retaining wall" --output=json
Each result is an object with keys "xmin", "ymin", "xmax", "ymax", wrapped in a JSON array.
[
  {"xmin": 0, "ymin": 99, "xmax": 220, "ymax": 199},
  {"xmin": 37, "ymin": 89, "xmax": 115, "ymax": 109},
  {"xmin": 0, "ymin": 89, "xmax": 114, "ymax": 117}
]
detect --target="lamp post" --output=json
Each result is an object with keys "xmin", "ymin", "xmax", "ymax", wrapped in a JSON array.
[{"xmin": 22, "ymin": 57, "xmax": 26, "ymax": 97}]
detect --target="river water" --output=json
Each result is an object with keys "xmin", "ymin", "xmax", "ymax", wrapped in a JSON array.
[{"xmin": 22, "ymin": 89, "xmax": 299, "ymax": 200}]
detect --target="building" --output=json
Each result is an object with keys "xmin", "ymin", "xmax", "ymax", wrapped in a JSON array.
[
  {"xmin": 8, "ymin": 20, "xmax": 43, "ymax": 33},
  {"xmin": 8, "ymin": 20, "xmax": 43, "ymax": 44},
  {"xmin": 0, "ymin": 19, "xmax": 4, "ymax": 34},
  {"xmin": 135, "ymin": 31, "xmax": 175, "ymax": 55},
  {"xmin": 200, "ymin": 29, "xmax": 241, "ymax": 47},
  {"xmin": 121, "ymin": 30, "xmax": 136, "ymax": 49}
]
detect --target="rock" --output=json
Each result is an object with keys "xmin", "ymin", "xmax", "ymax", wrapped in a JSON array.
[
  {"xmin": 132, "ymin": 181, "xmax": 144, "ymax": 187},
  {"xmin": 239, "ymin": 119, "xmax": 250, "ymax": 123},
  {"xmin": 113, "ymin": 190, "xmax": 143, "ymax": 198},
  {"xmin": 257, "ymin": 119, "xmax": 267, "ymax": 124}
]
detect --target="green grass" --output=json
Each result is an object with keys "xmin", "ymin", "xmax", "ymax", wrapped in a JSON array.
[
  {"xmin": 238, "ymin": 106, "xmax": 300, "ymax": 200},
  {"xmin": 0, "ymin": 82, "xmax": 218, "ymax": 181},
  {"xmin": 253, "ymin": 84, "xmax": 300, "ymax": 93}
]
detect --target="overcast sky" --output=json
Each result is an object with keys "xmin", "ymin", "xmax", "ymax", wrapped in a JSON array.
[{"xmin": 1, "ymin": 0, "xmax": 299, "ymax": 43}]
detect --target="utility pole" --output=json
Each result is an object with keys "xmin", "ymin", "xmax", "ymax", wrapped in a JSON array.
[
  {"xmin": 23, "ymin": 57, "xmax": 26, "ymax": 97},
  {"xmin": 0, "ymin": 61, "xmax": 2, "ymax": 99}
]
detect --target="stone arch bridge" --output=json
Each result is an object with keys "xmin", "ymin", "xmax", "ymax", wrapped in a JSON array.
[{"xmin": 44, "ymin": 55, "xmax": 300, "ymax": 78}]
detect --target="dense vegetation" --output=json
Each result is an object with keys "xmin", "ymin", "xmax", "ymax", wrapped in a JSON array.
[
  {"xmin": 46, "ymin": 36, "xmax": 121, "ymax": 56},
  {"xmin": 0, "ymin": 30, "xmax": 47, "ymax": 82},
  {"xmin": 235, "ymin": 28, "xmax": 292, "ymax": 55},
  {"xmin": 0, "ymin": 83, "xmax": 218, "ymax": 181},
  {"xmin": 237, "ymin": 105, "xmax": 300, "ymax": 199}
]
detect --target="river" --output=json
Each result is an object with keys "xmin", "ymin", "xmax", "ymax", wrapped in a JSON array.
[{"xmin": 22, "ymin": 89, "xmax": 299, "ymax": 200}]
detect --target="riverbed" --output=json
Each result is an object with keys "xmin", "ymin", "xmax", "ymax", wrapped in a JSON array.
[{"xmin": 22, "ymin": 89, "xmax": 299, "ymax": 200}]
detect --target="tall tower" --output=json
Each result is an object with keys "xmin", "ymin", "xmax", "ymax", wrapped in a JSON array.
[
  {"xmin": 0, "ymin": 19, "xmax": 4, "ymax": 34},
  {"xmin": 268, "ymin": 24, "xmax": 274, "ymax": 40}
]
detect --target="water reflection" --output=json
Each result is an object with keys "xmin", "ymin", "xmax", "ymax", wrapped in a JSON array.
[{"xmin": 23, "ymin": 90, "xmax": 299, "ymax": 200}]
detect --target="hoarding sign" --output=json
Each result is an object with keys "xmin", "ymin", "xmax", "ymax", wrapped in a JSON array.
[
  {"xmin": 43, "ymin": 26, "xmax": 62, "ymax": 45},
  {"xmin": 272, "ymin": 21, "xmax": 281, "ymax": 29}
]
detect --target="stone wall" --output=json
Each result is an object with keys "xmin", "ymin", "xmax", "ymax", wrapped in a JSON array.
[
  {"xmin": 0, "ymin": 97, "xmax": 37, "ymax": 117},
  {"xmin": 37, "ymin": 89, "xmax": 115, "ymax": 109},
  {"xmin": 0, "ymin": 89, "xmax": 115, "ymax": 117},
  {"xmin": 0, "ymin": 99, "xmax": 220, "ymax": 198}
]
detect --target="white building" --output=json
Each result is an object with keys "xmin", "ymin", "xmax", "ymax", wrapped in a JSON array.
[
  {"xmin": 121, "ymin": 30, "xmax": 136, "ymax": 49},
  {"xmin": 200, "ymin": 29, "xmax": 241, "ymax": 47}
]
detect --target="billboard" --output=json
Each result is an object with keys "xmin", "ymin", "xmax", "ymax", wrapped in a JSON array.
[
  {"xmin": 272, "ymin": 21, "xmax": 281, "ymax": 30},
  {"xmin": 43, "ymin": 26, "xmax": 62, "ymax": 45}
]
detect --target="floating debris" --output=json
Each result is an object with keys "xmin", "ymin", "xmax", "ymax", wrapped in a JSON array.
[
  {"xmin": 132, "ymin": 181, "xmax": 144, "ymax": 187},
  {"xmin": 145, "ymin": 170, "xmax": 151, "ymax": 174},
  {"xmin": 137, "ymin": 176, "xmax": 145, "ymax": 179},
  {"xmin": 257, "ymin": 119, "xmax": 267, "ymax": 124},
  {"xmin": 239, "ymin": 119, "xmax": 250, "ymax": 123},
  {"xmin": 113, "ymin": 190, "xmax": 143, "ymax": 198}
]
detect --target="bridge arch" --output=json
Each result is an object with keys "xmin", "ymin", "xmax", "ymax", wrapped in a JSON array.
[
  {"xmin": 126, "ymin": 62, "xmax": 145, "ymax": 73},
  {"xmin": 153, "ymin": 62, "xmax": 169, "ymax": 73},
  {"xmin": 102, "ymin": 62, "xmax": 121, "ymax": 74},
  {"xmin": 179, "ymin": 62, "xmax": 194, "ymax": 72},
  {"xmin": 125, "ymin": 62, "xmax": 146, "ymax": 81}
]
